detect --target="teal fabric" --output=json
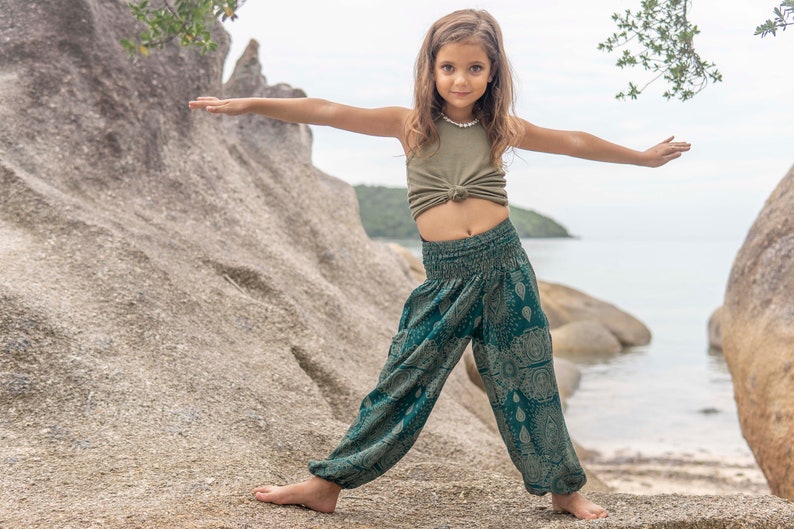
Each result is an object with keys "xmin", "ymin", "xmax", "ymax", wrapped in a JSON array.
[{"xmin": 308, "ymin": 219, "xmax": 586, "ymax": 495}]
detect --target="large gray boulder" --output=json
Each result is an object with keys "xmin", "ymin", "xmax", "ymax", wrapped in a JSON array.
[{"xmin": 722, "ymin": 163, "xmax": 794, "ymax": 500}]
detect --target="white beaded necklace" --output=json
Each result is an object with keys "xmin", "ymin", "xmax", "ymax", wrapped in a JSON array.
[{"xmin": 441, "ymin": 113, "xmax": 479, "ymax": 128}]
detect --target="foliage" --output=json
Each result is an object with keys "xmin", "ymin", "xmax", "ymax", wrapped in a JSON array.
[
  {"xmin": 353, "ymin": 186, "xmax": 571, "ymax": 240},
  {"xmin": 755, "ymin": 1, "xmax": 794, "ymax": 37},
  {"xmin": 120, "ymin": 0, "xmax": 243, "ymax": 57},
  {"xmin": 597, "ymin": 0, "xmax": 722, "ymax": 101},
  {"xmin": 507, "ymin": 206, "xmax": 571, "ymax": 239},
  {"xmin": 354, "ymin": 185, "xmax": 418, "ymax": 240}
]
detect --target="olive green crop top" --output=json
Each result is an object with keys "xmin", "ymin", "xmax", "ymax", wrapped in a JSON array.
[{"xmin": 406, "ymin": 118, "xmax": 508, "ymax": 220}]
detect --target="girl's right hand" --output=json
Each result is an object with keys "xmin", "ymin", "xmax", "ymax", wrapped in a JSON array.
[{"xmin": 188, "ymin": 96, "xmax": 249, "ymax": 115}]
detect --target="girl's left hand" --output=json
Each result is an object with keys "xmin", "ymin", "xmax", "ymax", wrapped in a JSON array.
[{"xmin": 642, "ymin": 136, "xmax": 691, "ymax": 167}]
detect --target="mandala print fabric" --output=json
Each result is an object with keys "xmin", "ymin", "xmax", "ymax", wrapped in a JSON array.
[{"xmin": 308, "ymin": 219, "xmax": 586, "ymax": 495}]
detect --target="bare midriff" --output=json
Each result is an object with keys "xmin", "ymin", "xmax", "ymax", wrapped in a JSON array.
[{"xmin": 415, "ymin": 197, "xmax": 509, "ymax": 242}]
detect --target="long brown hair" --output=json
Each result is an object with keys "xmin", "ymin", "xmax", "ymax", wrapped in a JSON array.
[{"xmin": 406, "ymin": 9, "xmax": 522, "ymax": 167}]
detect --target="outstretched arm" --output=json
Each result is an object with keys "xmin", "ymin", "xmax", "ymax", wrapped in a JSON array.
[
  {"xmin": 515, "ymin": 118, "xmax": 690, "ymax": 168},
  {"xmin": 188, "ymin": 96, "xmax": 410, "ymax": 140}
]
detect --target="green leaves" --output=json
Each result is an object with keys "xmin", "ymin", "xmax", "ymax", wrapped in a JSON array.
[
  {"xmin": 755, "ymin": 1, "xmax": 794, "ymax": 37},
  {"xmin": 120, "ymin": 0, "xmax": 244, "ymax": 58},
  {"xmin": 597, "ymin": 0, "xmax": 722, "ymax": 101}
]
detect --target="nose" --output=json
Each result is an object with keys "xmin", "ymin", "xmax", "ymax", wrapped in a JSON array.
[{"xmin": 452, "ymin": 72, "xmax": 468, "ymax": 88}]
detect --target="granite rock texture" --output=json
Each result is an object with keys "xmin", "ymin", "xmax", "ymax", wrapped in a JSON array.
[
  {"xmin": 722, "ymin": 163, "xmax": 794, "ymax": 501},
  {"xmin": 539, "ymin": 281, "xmax": 652, "ymax": 348}
]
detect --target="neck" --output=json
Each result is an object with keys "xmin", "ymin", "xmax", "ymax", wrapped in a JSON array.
[{"xmin": 442, "ymin": 109, "xmax": 474, "ymax": 123}]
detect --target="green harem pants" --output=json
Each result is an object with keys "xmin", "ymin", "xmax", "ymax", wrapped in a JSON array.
[{"xmin": 308, "ymin": 218, "xmax": 587, "ymax": 495}]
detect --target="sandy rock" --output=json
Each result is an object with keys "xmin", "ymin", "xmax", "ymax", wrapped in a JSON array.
[
  {"xmin": 538, "ymin": 282, "xmax": 651, "ymax": 347},
  {"xmin": 708, "ymin": 305, "xmax": 723, "ymax": 350},
  {"xmin": 550, "ymin": 320, "xmax": 623, "ymax": 356},
  {"xmin": 387, "ymin": 242, "xmax": 426, "ymax": 283},
  {"xmin": 722, "ymin": 163, "xmax": 794, "ymax": 500},
  {"xmin": 463, "ymin": 344, "xmax": 486, "ymax": 392}
]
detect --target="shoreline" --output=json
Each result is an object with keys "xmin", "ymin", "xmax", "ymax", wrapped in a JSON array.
[{"xmin": 581, "ymin": 447, "xmax": 769, "ymax": 496}]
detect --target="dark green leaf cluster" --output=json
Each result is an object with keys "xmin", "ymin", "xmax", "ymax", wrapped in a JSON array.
[
  {"xmin": 353, "ymin": 185, "xmax": 571, "ymax": 240},
  {"xmin": 597, "ymin": 0, "xmax": 722, "ymax": 101},
  {"xmin": 120, "ymin": 0, "xmax": 243, "ymax": 58},
  {"xmin": 755, "ymin": 1, "xmax": 794, "ymax": 37}
]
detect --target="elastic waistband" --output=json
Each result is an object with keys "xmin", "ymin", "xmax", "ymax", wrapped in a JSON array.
[{"xmin": 422, "ymin": 218, "xmax": 528, "ymax": 279}]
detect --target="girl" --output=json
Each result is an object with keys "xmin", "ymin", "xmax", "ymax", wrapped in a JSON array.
[{"xmin": 189, "ymin": 9, "xmax": 689, "ymax": 521}]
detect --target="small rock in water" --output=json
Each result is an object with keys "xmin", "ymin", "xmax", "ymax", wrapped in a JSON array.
[{"xmin": 699, "ymin": 407, "xmax": 720, "ymax": 415}]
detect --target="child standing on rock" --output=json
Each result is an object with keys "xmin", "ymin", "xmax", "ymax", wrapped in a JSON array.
[{"xmin": 189, "ymin": 9, "xmax": 689, "ymax": 520}]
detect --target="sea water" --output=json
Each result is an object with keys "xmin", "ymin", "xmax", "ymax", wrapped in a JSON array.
[{"xmin": 521, "ymin": 237, "xmax": 750, "ymax": 459}]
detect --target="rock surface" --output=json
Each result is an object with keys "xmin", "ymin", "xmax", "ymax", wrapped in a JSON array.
[
  {"xmin": 708, "ymin": 305, "xmax": 723, "ymax": 350},
  {"xmin": 0, "ymin": 2, "xmax": 792, "ymax": 527},
  {"xmin": 387, "ymin": 241, "xmax": 426, "ymax": 283},
  {"xmin": 722, "ymin": 163, "xmax": 794, "ymax": 501},
  {"xmin": 550, "ymin": 320, "xmax": 623, "ymax": 356},
  {"xmin": 538, "ymin": 281, "xmax": 652, "ymax": 348}
]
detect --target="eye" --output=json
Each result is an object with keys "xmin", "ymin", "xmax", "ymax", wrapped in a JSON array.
[
  {"xmin": 439, "ymin": 64, "xmax": 453, "ymax": 72},
  {"xmin": 470, "ymin": 64, "xmax": 484, "ymax": 73}
]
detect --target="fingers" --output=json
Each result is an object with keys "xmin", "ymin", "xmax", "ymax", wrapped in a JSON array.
[
  {"xmin": 666, "ymin": 143, "xmax": 691, "ymax": 154},
  {"xmin": 645, "ymin": 141, "xmax": 690, "ymax": 167},
  {"xmin": 188, "ymin": 96, "xmax": 221, "ymax": 111},
  {"xmin": 655, "ymin": 149, "xmax": 684, "ymax": 167},
  {"xmin": 657, "ymin": 140, "xmax": 690, "ymax": 156},
  {"xmin": 658, "ymin": 136, "xmax": 691, "ymax": 150}
]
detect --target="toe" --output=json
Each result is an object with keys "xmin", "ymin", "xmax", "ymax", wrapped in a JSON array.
[{"xmin": 254, "ymin": 490, "xmax": 275, "ymax": 503}]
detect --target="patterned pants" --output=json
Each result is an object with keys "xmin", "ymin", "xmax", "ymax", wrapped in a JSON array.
[{"xmin": 308, "ymin": 219, "xmax": 586, "ymax": 495}]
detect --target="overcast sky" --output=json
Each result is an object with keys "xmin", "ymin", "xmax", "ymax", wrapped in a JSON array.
[{"xmin": 220, "ymin": 1, "xmax": 793, "ymax": 242}]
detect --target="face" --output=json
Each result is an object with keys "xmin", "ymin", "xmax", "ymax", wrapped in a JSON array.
[{"xmin": 433, "ymin": 40, "xmax": 493, "ymax": 120}]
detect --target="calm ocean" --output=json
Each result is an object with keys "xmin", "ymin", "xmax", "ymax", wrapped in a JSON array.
[{"xmin": 396, "ymin": 236, "xmax": 751, "ymax": 459}]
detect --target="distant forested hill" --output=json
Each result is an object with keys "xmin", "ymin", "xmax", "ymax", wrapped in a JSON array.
[{"xmin": 354, "ymin": 185, "xmax": 571, "ymax": 239}]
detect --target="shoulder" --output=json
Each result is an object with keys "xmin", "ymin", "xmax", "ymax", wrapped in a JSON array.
[
  {"xmin": 509, "ymin": 117, "xmax": 559, "ymax": 150},
  {"xmin": 364, "ymin": 105, "xmax": 412, "ymax": 137}
]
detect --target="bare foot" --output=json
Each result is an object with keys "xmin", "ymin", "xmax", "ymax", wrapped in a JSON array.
[
  {"xmin": 551, "ymin": 491, "xmax": 608, "ymax": 520},
  {"xmin": 253, "ymin": 476, "xmax": 342, "ymax": 513}
]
